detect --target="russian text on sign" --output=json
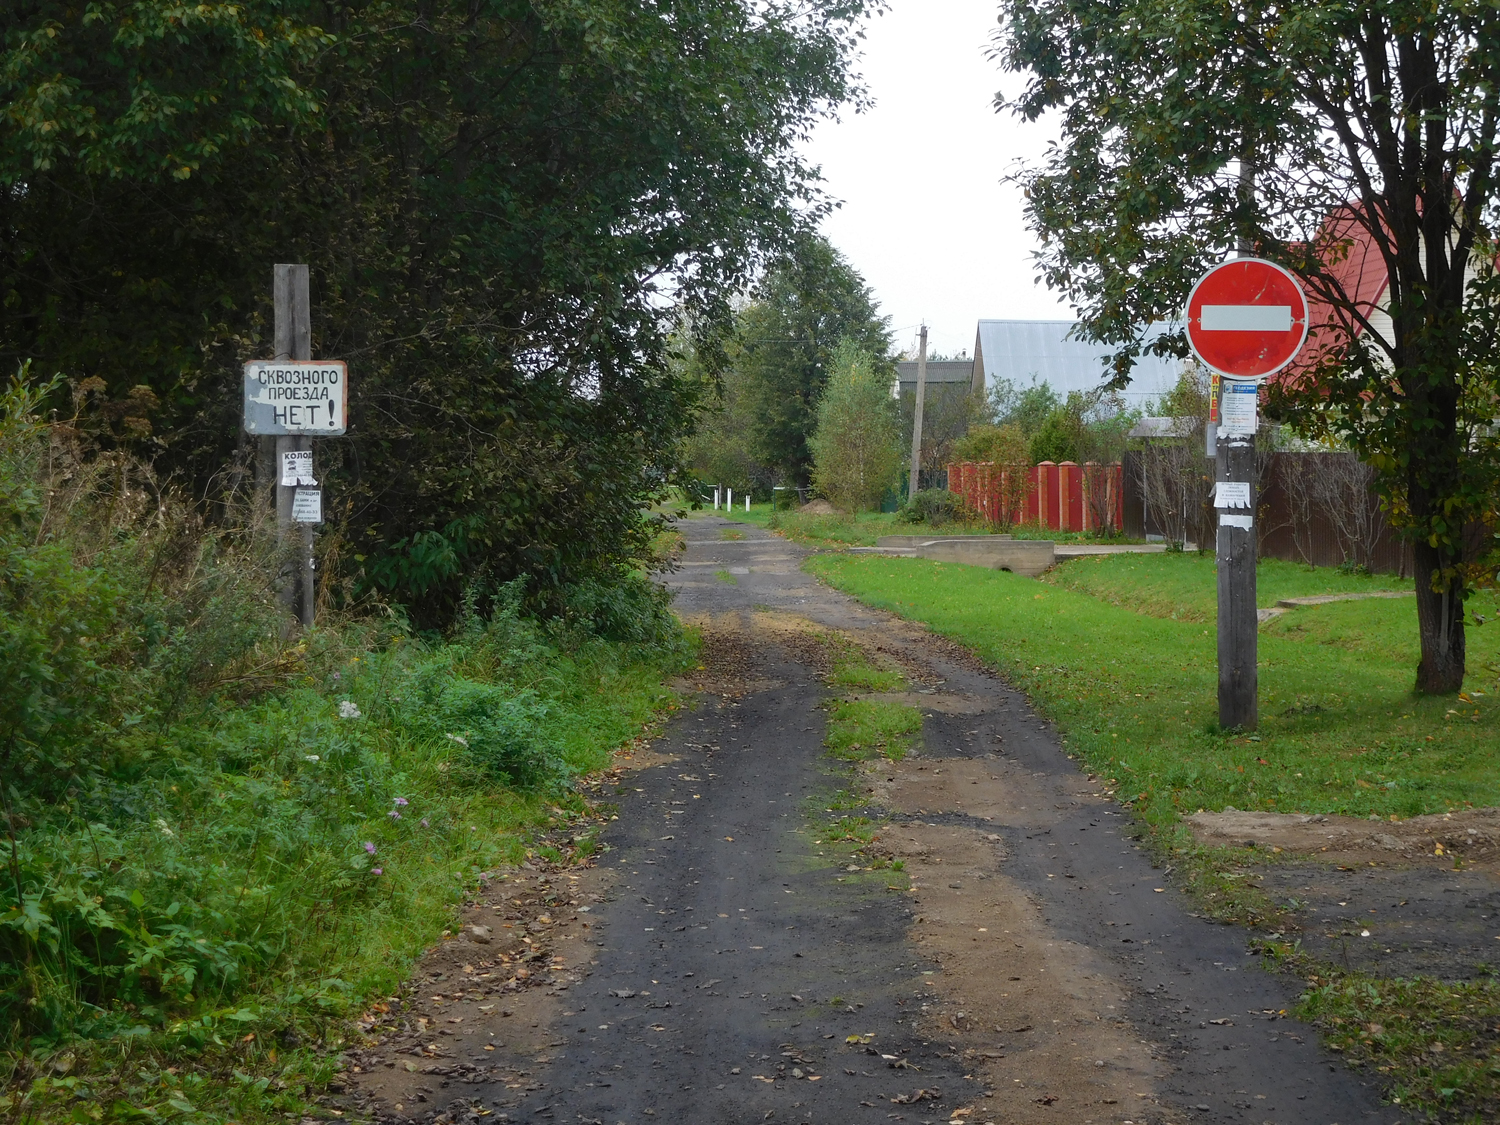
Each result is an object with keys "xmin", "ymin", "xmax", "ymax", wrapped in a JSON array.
[
  {"xmin": 243, "ymin": 361, "xmax": 348, "ymax": 435},
  {"xmin": 291, "ymin": 489, "xmax": 323, "ymax": 524},
  {"xmin": 1215, "ymin": 481, "xmax": 1252, "ymax": 509}
]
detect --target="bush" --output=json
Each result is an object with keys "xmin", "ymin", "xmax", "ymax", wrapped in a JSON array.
[
  {"xmin": 896, "ymin": 488, "xmax": 972, "ymax": 527},
  {"xmin": 393, "ymin": 661, "xmax": 559, "ymax": 788}
]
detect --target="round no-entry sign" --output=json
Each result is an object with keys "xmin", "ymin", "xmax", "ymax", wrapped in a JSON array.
[{"xmin": 1185, "ymin": 258, "xmax": 1308, "ymax": 380}]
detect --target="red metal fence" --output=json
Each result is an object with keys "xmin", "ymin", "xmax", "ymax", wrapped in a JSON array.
[{"xmin": 946, "ymin": 461, "xmax": 1125, "ymax": 532}]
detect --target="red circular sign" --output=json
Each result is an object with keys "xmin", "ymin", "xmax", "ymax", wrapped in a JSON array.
[{"xmin": 1185, "ymin": 258, "xmax": 1309, "ymax": 379}]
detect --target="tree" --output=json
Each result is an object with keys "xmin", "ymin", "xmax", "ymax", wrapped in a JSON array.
[
  {"xmin": 952, "ymin": 422, "xmax": 1034, "ymax": 528},
  {"xmin": 989, "ymin": 377, "xmax": 1061, "ymax": 438},
  {"xmin": 808, "ymin": 339, "xmax": 903, "ymax": 512},
  {"xmin": 995, "ymin": 0, "xmax": 1500, "ymax": 692},
  {"xmin": 736, "ymin": 236, "xmax": 894, "ymax": 486},
  {"xmin": 1, "ymin": 0, "xmax": 877, "ymax": 624}
]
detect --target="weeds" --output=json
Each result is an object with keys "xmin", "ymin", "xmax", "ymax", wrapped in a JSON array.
[{"xmin": 1269, "ymin": 950, "xmax": 1500, "ymax": 1121}]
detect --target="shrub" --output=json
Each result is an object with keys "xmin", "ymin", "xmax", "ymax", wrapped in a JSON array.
[{"xmin": 896, "ymin": 488, "xmax": 972, "ymax": 527}]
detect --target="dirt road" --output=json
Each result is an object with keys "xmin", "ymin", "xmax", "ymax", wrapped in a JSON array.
[{"xmin": 348, "ymin": 516, "xmax": 1406, "ymax": 1125}]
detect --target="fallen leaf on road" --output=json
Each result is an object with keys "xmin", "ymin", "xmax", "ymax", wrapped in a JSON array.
[{"xmin": 889, "ymin": 1088, "xmax": 941, "ymax": 1104}]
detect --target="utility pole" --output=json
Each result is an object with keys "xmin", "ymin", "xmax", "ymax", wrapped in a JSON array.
[
  {"xmin": 908, "ymin": 324, "xmax": 928, "ymax": 501},
  {"xmin": 1216, "ymin": 159, "xmax": 1258, "ymax": 730},
  {"xmin": 273, "ymin": 264, "xmax": 315, "ymax": 626}
]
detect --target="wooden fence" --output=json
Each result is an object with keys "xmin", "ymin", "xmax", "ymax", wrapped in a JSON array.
[{"xmin": 1120, "ymin": 450, "xmax": 1414, "ymax": 575}]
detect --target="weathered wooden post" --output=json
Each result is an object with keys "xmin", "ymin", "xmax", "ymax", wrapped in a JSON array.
[{"xmin": 244, "ymin": 264, "xmax": 348, "ymax": 627}]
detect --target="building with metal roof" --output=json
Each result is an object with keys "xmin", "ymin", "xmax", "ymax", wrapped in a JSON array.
[
  {"xmin": 972, "ymin": 320, "xmax": 1186, "ymax": 408},
  {"xmin": 895, "ymin": 360, "xmax": 982, "ymax": 396}
]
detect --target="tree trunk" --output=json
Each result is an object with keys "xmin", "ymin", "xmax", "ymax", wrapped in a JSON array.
[{"xmin": 1411, "ymin": 538, "xmax": 1466, "ymax": 694}]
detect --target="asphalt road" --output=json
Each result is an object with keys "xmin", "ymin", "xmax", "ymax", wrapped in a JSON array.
[{"xmin": 468, "ymin": 515, "xmax": 1407, "ymax": 1125}]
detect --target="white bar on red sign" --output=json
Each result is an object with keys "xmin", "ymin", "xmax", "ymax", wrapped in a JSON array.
[{"xmin": 1200, "ymin": 305, "xmax": 1292, "ymax": 332}]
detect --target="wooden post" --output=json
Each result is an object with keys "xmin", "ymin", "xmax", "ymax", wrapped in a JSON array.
[
  {"xmin": 908, "ymin": 325, "xmax": 928, "ymax": 501},
  {"xmin": 273, "ymin": 264, "xmax": 314, "ymax": 626},
  {"xmin": 1214, "ymin": 157, "xmax": 1259, "ymax": 729},
  {"xmin": 1216, "ymin": 429, "xmax": 1257, "ymax": 729}
]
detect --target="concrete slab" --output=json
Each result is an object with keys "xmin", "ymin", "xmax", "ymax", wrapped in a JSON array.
[
  {"xmin": 913, "ymin": 537, "xmax": 1056, "ymax": 576},
  {"xmin": 874, "ymin": 533, "xmax": 1013, "ymax": 548}
]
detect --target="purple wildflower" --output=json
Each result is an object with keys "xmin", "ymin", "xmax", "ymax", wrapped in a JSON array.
[
  {"xmin": 393, "ymin": 797, "xmax": 408, "ymax": 806},
  {"xmin": 421, "ymin": 818, "xmax": 430, "ymax": 828},
  {"xmin": 389, "ymin": 810, "xmax": 402, "ymax": 820},
  {"xmin": 364, "ymin": 842, "xmax": 377, "ymax": 854},
  {"xmin": 372, "ymin": 867, "xmax": 383, "ymax": 876}
]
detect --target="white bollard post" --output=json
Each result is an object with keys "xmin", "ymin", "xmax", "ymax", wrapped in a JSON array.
[
  {"xmin": 745, "ymin": 495, "xmax": 750, "ymax": 512},
  {"xmin": 727, "ymin": 487, "xmax": 733, "ymax": 510},
  {"xmin": 713, "ymin": 486, "xmax": 720, "ymax": 510}
]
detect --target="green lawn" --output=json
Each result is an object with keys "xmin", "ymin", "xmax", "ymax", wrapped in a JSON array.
[
  {"xmin": 705, "ymin": 503, "xmax": 1136, "ymax": 547},
  {"xmin": 809, "ymin": 552, "xmax": 1500, "ymax": 827},
  {"xmin": 1046, "ymin": 549, "xmax": 1412, "ymax": 621}
]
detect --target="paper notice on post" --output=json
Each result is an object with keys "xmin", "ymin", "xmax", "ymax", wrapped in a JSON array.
[
  {"xmin": 291, "ymin": 488, "xmax": 322, "ymax": 524},
  {"xmin": 1220, "ymin": 382, "xmax": 1258, "ymax": 435},
  {"xmin": 1215, "ymin": 481, "xmax": 1252, "ymax": 510},
  {"xmin": 281, "ymin": 450, "xmax": 317, "ymax": 486},
  {"xmin": 1220, "ymin": 513, "xmax": 1254, "ymax": 530}
]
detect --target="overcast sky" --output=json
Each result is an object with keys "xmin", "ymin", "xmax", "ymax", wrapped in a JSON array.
[{"xmin": 801, "ymin": 0, "xmax": 1072, "ymax": 359}]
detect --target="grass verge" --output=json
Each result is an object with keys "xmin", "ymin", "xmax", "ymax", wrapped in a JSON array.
[
  {"xmin": 803, "ymin": 629, "xmax": 919, "ymax": 885},
  {"xmin": 3, "ymin": 611, "xmax": 689, "ymax": 1125},
  {"xmin": 1046, "ymin": 549, "xmax": 1412, "ymax": 620},
  {"xmin": 702, "ymin": 504, "xmax": 1131, "ymax": 548}
]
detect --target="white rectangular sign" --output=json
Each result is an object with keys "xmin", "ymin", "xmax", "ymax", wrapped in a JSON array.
[
  {"xmin": 291, "ymin": 488, "xmax": 323, "ymax": 524},
  {"xmin": 1215, "ymin": 481, "xmax": 1252, "ymax": 510},
  {"xmin": 281, "ymin": 450, "xmax": 317, "ymax": 487},
  {"xmin": 1200, "ymin": 304, "xmax": 1293, "ymax": 332},
  {"xmin": 244, "ymin": 360, "xmax": 347, "ymax": 435},
  {"xmin": 1220, "ymin": 382, "xmax": 1259, "ymax": 435}
]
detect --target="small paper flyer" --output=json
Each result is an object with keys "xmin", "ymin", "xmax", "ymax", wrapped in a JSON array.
[
  {"xmin": 1220, "ymin": 382, "xmax": 1258, "ymax": 435},
  {"xmin": 291, "ymin": 488, "xmax": 322, "ymax": 524},
  {"xmin": 281, "ymin": 450, "xmax": 318, "ymax": 486},
  {"xmin": 1215, "ymin": 481, "xmax": 1252, "ymax": 510}
]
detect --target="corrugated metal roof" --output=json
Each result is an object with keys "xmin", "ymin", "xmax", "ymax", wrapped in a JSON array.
[
  {"xmin": 974, "ymin": 320, "xmax": 1185, "ymax": 405},
  {"xmin": 896, "ymin": 360, "xmax": 977, "ymax": 385}
]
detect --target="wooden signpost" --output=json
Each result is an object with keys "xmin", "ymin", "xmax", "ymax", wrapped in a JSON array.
[
  {"xmin": 1185, "ymin": 257, "xmax": 1309, "ymax": 730},
  {"xmin": 245, "ymin": 264, "xmax": 348, "ymax": 626}
]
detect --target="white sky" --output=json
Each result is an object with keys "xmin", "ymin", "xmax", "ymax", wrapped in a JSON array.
[{"xmin": 802, "ymin": 0, "xmax": 1072, "ymax": 359}]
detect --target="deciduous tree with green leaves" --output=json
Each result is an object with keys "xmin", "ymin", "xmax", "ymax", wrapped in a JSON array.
[
  {"xmin": 809, "ymin": 338, "xmax": 902, "ymax": 512},
  {"xmin": 735, "ymin": 236, "xmax": 894, "ymax": 486},
  {"xmin": 995, "ymin": 0, "xmax": 1500, "ymax": 692}
]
